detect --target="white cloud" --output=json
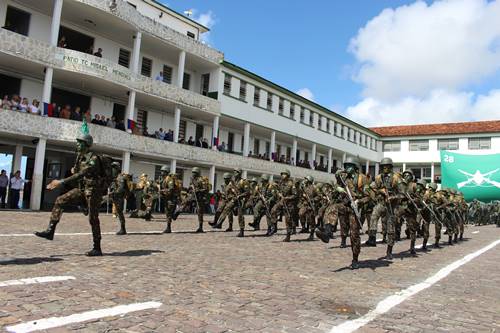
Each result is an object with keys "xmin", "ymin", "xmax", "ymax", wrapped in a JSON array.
[
  {"xmin": 296, "ymin": 88, "xmax": 315, "ymax": 101},
  {"xmin": 192, "ymin": 10, "xmax": 216, "ymax": 44},
  {"xmin": 349, "ymin": 0, "xmax": 500, "ymax": 101},
  {"xmin": 345, "ymin": 89, "xmax": 500, "ymax": 127}
]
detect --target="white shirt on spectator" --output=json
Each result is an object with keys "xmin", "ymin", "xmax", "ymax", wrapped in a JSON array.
[
  {"xmin": 29, "ymin": 104, "xmax": 40, "ymax": 115},
  {"xmin": 10, "ymin": 177, "xmax": 25, "ymax": 190}
]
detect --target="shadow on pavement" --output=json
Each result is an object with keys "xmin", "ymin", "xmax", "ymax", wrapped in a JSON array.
[
  {"xmin": 334, "ymin": 258, "xmax": 392, "ymax": 272},
  {"xmin": 0, "ymin": 257, "xmax": 64, "ymax": 265},
  {"xmin": 106, "ymin": 249, "xmax": 164, "ymax": 257}
]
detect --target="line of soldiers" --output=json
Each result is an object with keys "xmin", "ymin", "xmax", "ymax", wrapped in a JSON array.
[{"xmin": 468, "ymin": 199, "xmax": 500, "ymax": 227}]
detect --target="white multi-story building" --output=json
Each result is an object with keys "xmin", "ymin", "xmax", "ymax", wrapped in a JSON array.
[{"xmin": 0, "ymin": 0, "xmax": 498, "ymax": 210}]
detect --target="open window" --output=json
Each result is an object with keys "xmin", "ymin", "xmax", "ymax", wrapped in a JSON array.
[
  {"xmin": 4, "ymin": 6, "xmax": 31, "ymax": 36},
  {"xmin": 0, "ymin": 73, "xmax": 21, "ymax": 97},
  {"xmin": 58, "ymin": 26, "xmax": 95, "ymax": 53}
]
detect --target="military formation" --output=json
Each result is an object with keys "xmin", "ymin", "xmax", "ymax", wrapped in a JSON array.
[{"xmin": 35, "ymin": 133, "xmax": 496, "ymax": 268}]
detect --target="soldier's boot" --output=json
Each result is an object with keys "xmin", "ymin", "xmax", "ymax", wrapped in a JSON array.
[
  {"xmin": 35, "ymin": 220, "xmax": 58, "ymax": 240},
  {"xmin": 395, "ymin": 231, "xmax": 401, "ymax": 242},
  {"xmin": 253, "ymin": 221, "xmax": 260, "ymax": 231},
  {"xmin": 291, "ymin": 226, "xmax": 297, "ymax": 235},
  {"xmin": 409, "ymin": 240, "xmax": 416, "ymax": 255},
  {"xmin": 315, "ymin": 224, "xmax": 333, "ymax": 243},
  {"xmin": 385, "ymin": 245, "xmax": 393, "ymax": 260},
  {"xmin": 265, "ymin": 225, "xmax": 272, "ymax": 236},
  {"xmin": 364, "ymin": 233, "xmax": 377, "ymax": 247},
  {"xmin": 459, "ymin": 232, "xmax": 464, "ymax": 241},
  {"xmin": 225, "ymin": 222, "xmax": 233, "ymax": 232},
  {"xmin": 300, "ymin": 222, "xmax": 309, "ymax": 233},
  {"xmin": 382, "ymin": 234, "xmax": 387, "ymax": 244},
  {"xmin": 351, "ymin": 254, "xmax": 359, "ymax": 270},
  {"xmin": 282, "ymin": 228, "xmax": 291, "ymax": 242},
  {"xmin": 172, "ymin": 209, "xmax": 181, "ymax": 221},
  {"xmin": 405, "ymin": 228, "xmax": 410, "ymax": 240},
  {"xmin": 163, "ymin": 221, "xmax": 172, "ymax": 234},
  {"xmin": 237, "ymin": 228, "xmax": 244, "ymax": 237},
  {"xmin": 453, "ymin": 233, "xmax": 458, "ymax": 243},
  {"xmin": 144, "ymin": 210, "xmax": 152, "ymax": 221},
  {"xmin": 270, "ymin": 223, "xmax": 278, "ymax": 235},
  {"xmin": 86, "ymin": 230, "xmax": 102, "ymax": 257},
  {"xmin": 195, "ymin": 220, "xmax": 204, "ymax": 233},
  {"xmin": 422, "ymin": 238, "xmax": 428, "ymax": 251},
  {"xmin": 448, "ymin": 235, "xmax": 453, "ymax": 245},
  {"xmin": 307, "ymin": 229, "xmax": 315, "ymax": 241},
  {"xmin": 116, "ymin": 221, "xmax": 127, "ymax": 235},
  {"xmin": 434, "ymin": 238, "xmax": 441, "ymax": 248},
  {"xmin": 340, "ymin": 237, "xmax": 347, "ymax": 248},
  {"xmin": 209, "ymin": 213, "xmax": 219, "ymax": 226}
]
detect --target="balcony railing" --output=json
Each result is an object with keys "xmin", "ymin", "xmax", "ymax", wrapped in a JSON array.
[
  {"xmin": 0, "ymin": 28, "xmax": 220, "ymax": 114},
  {"xmin": 0, "ymin": 110, "xmax": 334, "ymax": 182},
  {"xmin": 73, "ymin": 0, "xmax": 223, "ymax": 64}
]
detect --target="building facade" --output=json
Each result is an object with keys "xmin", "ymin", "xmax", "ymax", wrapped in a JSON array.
[{"xmin": 0, "ymin": 0, "xmax": 498, "ymax": 210}]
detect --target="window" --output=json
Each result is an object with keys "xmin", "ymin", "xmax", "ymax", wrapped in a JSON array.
[
  {"xmin": 187, "ymin": 31, "xmax": 195, "ymax": 39},
  {"xmin": 253, "ymin": 87, "xmax": 260, "ymax": 106},
  {"xmin": 409, "ymin": 139, "xmax": 429, "ymax": 151},
  {"xmin": 118, "ymin": 48, "xmax": 131, "ymax": 68},
  {"xmin": 4, "ymin": 6, "xmax": 31, "ymax": 36},
  {"xmin": 182, "ymin": 73, "xmax": 191, "ymax": 90},
  {"xmin": 267, "ymin": 92, "xmax": 273, "ymax": 110},
  {"xmin": 326, "ymin": 120, "xmax": 330, "ymax": 133},
  {"xmin": 223, "ymin": 73, "xmax": 231, "ymax": 95},
  {"xmin": 372, "ymin": 139, "xmax": 377, "ymax": 150},
  {"xmin": 254, "ymin": 139, "xmax": 260, "ymax": 155},
  {"xmin": 423, "ymin": 167, "xmax": 432, "ymax": 178},
  {"xmin": 239, "ymin": 81, "xmax": 247, "ymax": 100},
  {"xmin": 290, "ymin": 103, "xmax": 295, "ymax": 119},
  {"xmin": 309, "ymin": 112, "xmax": 314, "ymax": 126},
  {"xmin": 438, "ymin": 138, "xmax": 459, "ymax": 150},
  {"xmin": 141, "ymin": 57, "xmax": 152, "ymax": 77},
  {"xmin": 300, "ymin": 107, "xmax": 305, "ymax": 122},
  {"xmin": 383, "ymin": 141, "xmax": 401, "ymax": 152},
  {"xmin": 163, "ymin": 65, "xmax": 172, "ymax": 84},
  {"xmin": 200, "ymin": 73, "xmax": 210, "ymax": 96},
  {"xmin": 469, "ymin": 137, "xmax": 491, "ymax": 150},
  {"xmin": 278, "ymin": 98, "xmax": 284, "ymax": 114},
  {"xmin": 318, "ymin": 116, "xmax": 322, "ymax": 129}
]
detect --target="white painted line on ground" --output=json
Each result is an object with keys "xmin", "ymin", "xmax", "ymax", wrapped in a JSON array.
[
  {"xmin": 329, "ymin": 238, "xmax": 500, "ymax": 333},
  {"xmin": 6, "ymin": 301, "xmax": 162, "ymax": 333},
  {"xmin": 472, "ymin": 231, "xmax": 479, "ymax": 234},
  {"xmin": 0, "ymin": 276, "xmax": 75, "ymax": 288}
]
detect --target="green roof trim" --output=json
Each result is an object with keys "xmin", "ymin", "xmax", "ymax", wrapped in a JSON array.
[{"xmin": 222, "ymin": 60, "xmax": 379, "ymax": 137}]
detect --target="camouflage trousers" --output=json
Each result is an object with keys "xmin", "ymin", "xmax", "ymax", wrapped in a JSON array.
[
  {"xmin": 317, "ymin": 204, "xmax": 328, "ymax": 228},
  {"xmin": 298, "ymin": 205, "xmax": 316, "ymax": 231},
  {"xmin": 343, "ymin": 211, "xmax": 361, "ymax": 261},
  {"xmin": 417, "ymin": 209, "xmax": 440, "ymax": 242},
  {"xmin": 164, "ymin": 200, "xmax": 176, "ymax": 223},
  {"xmin": 399, "ymin": 208, "xmax": 419, "ymax": 242},
  {"xmin": 219, "ymin": 199, "xmax": 244, "ymax": 229},
  {"xmin": 214, "ymin": 198, "xmax": 233, "ymax": 226},
  {"xmin": 51, "ymin": 188, "xmax": 102, "ymax": 244},
  {"xmin": 370, "ymin": 202, "xmax": 398, "ymax": 246},
  {"xmin": 253, "ymin": 200, "xmax": 270, "ymax": 227},
  {"xmin": 271, "ymin": 199, "xmax": 294, "ymax": 231}
]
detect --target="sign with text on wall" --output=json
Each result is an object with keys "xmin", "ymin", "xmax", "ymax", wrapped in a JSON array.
[{"xmin": 440, "ymin": 150, "xmax": 500, "ymax": 202}]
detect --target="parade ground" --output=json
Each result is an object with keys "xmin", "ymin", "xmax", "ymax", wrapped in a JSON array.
[{"xmin": 0, "ymin": 212, "xmax": 499, "ymax": 333}]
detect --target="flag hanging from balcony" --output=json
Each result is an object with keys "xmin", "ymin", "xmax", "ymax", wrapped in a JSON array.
[
  {"xmin": 43, "ymin": 102, "xmax": 53, "ymax": 117},
  {"xmin": 127, "ymin": 119, "xmax": 136, "ymax": 131},
  {"xmin": 213, "ymin": 137, "xmax": 219, "ymax": 146}
]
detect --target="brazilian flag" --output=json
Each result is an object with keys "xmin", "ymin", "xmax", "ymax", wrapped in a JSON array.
[{"xmin": 440, "ymin": 151, "xmax": 500, "ymax": 202}]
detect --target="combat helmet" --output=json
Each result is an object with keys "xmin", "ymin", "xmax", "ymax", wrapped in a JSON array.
[
  {"xmin": 160, "ymin": 165, "xmax": 169, "ymax": 172},
  {"xmin": 429, "ymin": 183, "xmax": 437, "ymax": 191},
  {"xmin": 402, "ymin": 169, "xmax": 414, "ymax": 181},
  {"xmin": 233, "ymin": 168, "xmax": 242, "ymax": 175},
  {"xmin": 250, "ymin": 177, "xmax": 258, "ymax": 183},
  {"xmin": 380, "ymin": 157, "xmax": 393, "ymax": 166},
  {"xmin": 111, "ymin": 161, "xmax": 121, "ymax": 169},
  {"xmin": 260, "ymin": 174, "xmax": 269, "ymax": 182},
  {"xmin": 281, "ymin": 169, "xmax": 291, "ymax": 177},
  {"xmin": 223, "ymin": 172, "xmax": 232, "ymax": 180},
  {"xmin": 76, "ymin": 133, "xmax": 93, "ymax": 147},
  {"xmin": 305, "ymin": 175, "xmax": 314, "ymax": 183},
  {"xmin": 416, "ymin": 179, "xmax": 427, "ymax": 187},
  {"xmin": 343, "ymin": 156, "xmax": 360, "ymax": 169},
  {"xmin": 192, "ymin": 167, "xmax": 201, "ymax": 175}
]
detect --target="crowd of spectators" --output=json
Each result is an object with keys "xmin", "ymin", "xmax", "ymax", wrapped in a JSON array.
[{"xmin": 0, "ymin": 169, "xmax": 27, "ymax": 209}]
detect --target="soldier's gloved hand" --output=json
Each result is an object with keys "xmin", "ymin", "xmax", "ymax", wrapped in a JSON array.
[{"xmin": 47, "ymin": 179, "xmax": 62, "ymax": 191}]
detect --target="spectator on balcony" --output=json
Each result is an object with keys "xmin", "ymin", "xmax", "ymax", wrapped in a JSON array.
[
  {"xmin": 1, "ymin": 95, "xmax": 11, "ymax": 110},
  {"xmin": 93, "ymin": 48, "xmax": 103, "ymax": 58},
  {"xmin": 50, "ymin": 102, "xmax": 59, "ymax": 118},
  {"xmin": 107, "ymin": 116, "xmax": 116, "ymax": 128},
  {"xmin": 217, "ymin": 141, "xmax": 226, "ymax": 152},
  {"xmin": 9, "ymin": 170, "xmax": 24, "ymax": 209},
  {"xmin": 71, "ymin": 106, "xmax": 83, "ymax": 121},
  {"xmin": 142, "ymin": 125, "xmax": 150, "ymax": 137},
  {"xmin": 10, "ymin": 95, "xmax": 20, "ymax": 110},
  {"xmin": 155, "ymin": 71, "xmax": 164, "ymax": 82},
  {"xmin": 165, "ymin": 129, "xmax": 174, "ymax": 141},
  {"xmin": 187, "ymin": 136, "xmax": 195, "ymax": 146},
  {"xmin": 60, "ymin": 104, "xmax": 71, "ymax": 119},
  {"xmin": 196, "ymin": 137, "xmax": 202, "ymax": 147},
  {"xmin": 58, "ymin": 36, "xmax": 67, "ymax": 48},
  {"xmin": 156, "ymin": 128, "xmax": 165, "ymax": 140},
  {"xmin": 91, "ymin": 114, "xmax": 101, "ymax": 125},
  {"xmin": 178, "ymin": 138, "xmax": 185, "ymax": 144},
  {"xmin": 0, "ymin": 169, "xmax": 8, "ymax": 209},
  {"xmin": 83, "ymin": 108, "xmax": 91, "ymax": 122},
  {"xmin": 116, "ymin": 119, "xmax": 126, "ymax": 131},
  {"xmin": 29, "ymin": 99, "xmax": 40, "ymax": 115},
  {"xmin": 100, "ymin": 115, "xmax": 107, "ymax": 125},
  {"xmin": 18, "ymin": 97, "xmax": 29, "ymax": 112},
  {"xmin": 202, "ymin": 138, "xmax": 209, "ymax": 149}
]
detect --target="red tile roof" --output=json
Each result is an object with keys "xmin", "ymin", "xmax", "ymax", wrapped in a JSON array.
[{"xmin": 370, "ymin": 120, "xmax": 500, "ymax": 137}]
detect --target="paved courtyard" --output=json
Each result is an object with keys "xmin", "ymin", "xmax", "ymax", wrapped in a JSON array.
[{"xmin": 0, "ymin": 211, "xmax": 499, "ymax": 333}]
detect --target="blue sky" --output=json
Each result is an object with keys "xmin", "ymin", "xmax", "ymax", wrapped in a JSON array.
[{"xmin": 165, "ymin": 0, "xmax": 500, "ymax": 126}]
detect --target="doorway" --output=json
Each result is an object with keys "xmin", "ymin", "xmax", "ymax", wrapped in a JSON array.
[
  {"xmin": 4, "ymin": 6, "xmax": 31, "ymax": 36},
  {"xmin": 112, "ymin": 103, "xmax": 126, "ymax": 122},
  {"xmin": 227, "ymin": 132, "xmax": 234, "ymax": 153},
  {"xmin": 58, "ymin": 26, "xmax": 94, "ymax": 53},
  {"xmin": 51, "ymin": 87, "xmax": 91, "ymax": 112},
  {"xmin": 195, "ymin": 124, "xmax": 204, "ymax": 141},
  {"xmin": 0, "ymin": 73, "xmax": 21, "ymax": 97}
]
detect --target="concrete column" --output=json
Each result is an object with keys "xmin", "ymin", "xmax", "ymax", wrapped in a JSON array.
[
  {"xmin": 311, "ymin": 144, "xmax": 317, "ymax": 169},
  {"xmin": 209, "ymin": 165, "xmax": 216, "ymax": 193},
  {"xmin": 242, "ymin": 170, "xmax": 248, "ymax": 179},
  {"xmin": 174, "ymin": 106, "xmax": 181, "ymax": 143},
  {"xmin": 50, "ymin": 0, "xmax": 63, "ymax": 46},
  {"xmin": 365, "ymin": 160, "xmax": 370, "ymax": 175},
  {"xmin": 121, "ymin": 151, "xmax": 130, "ymax": 174},
  {"xmin": 42, "ymin": 67, "xmax": 53, "ymax": 104},
  {"xmin": 431, "ymin": 162, "xmax": 435, "ymax": 182},
  {"xmin": 270, "ymin": 131, "xmax": 276, "ymax": 161},
  {"xmin": 243, "ymin": 122, "xmax": 250, "ymax": 157},
  {"xmin": 292, "ymin": 139, "xmax": 298, "ymax": 166},
  {"xmin": 30, "ymin": 138, "xmax": 46, "ymax": 210},
  {"xmin": 131, "ymin": 31, "xmax": 142, "ymax": 74},
  {"xmin": 126, "ymin": 90, "xmax": 136, "ymax": 132},
  {"xmin": 177, "ymin": 51, "xmax": 186, "ymax": 88},
  {"xmin": 375, "ymin": 162, "xmax": 380, "ymax": 175},
  {"xmin": 170, "ymin": 159, "xmax": 177, "ymax": 174},
  {"xmin": 12, "ymin": 144, "xmax": 23, "ymax": 175},
  {"xmin": 342, "ymin": 152, "xmax": 347, "ymax": 164},
  {"xmin": 328, "ymin": 148, "xmax": 333, "ymax": 173},
  {"xmin": 402, "ymin": 163, "xmax": 407, "ymax": 172},
  {"xmin": 212, "ymin": 115, "xmax": 219, "ymax": 149}
]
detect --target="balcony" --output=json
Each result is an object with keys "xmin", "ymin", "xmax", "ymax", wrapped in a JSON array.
[
  {"xmin": 0, "ymin": 110, "xmax": 334, "ymax": 182},
  {"xmin": 0, "ymin": 28, "xmax": 220, "ymax": 115},
  {"xmin": 72, "ymin": 0, "xmax": 223, "ymax": 65}
]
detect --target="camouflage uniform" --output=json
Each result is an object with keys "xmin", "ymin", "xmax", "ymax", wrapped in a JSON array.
[
  {"xmin": 35, "ymin": 134, "xmax": 115, "ymax": 256},
  {"xmin": 130, "ymin": 174, "xmax": 156, "ymax": 221},
  {"xmin": 107, "ymin": 171, "xmax": 133, "ymax": 235},
  {"xmin": 298, "ymin": 176, "xmax": 319, "ymax": 240},
  {"xmin": 250, "ymin": 175, "xmax": 275, "ymax": 232},
  {"xmin": 397, "ymin": 170, "xmax": 420, "ymax": 254},
  {"xmin": 271, "ymin": 169, "xmax": 298, "ymax": 242},
  {"xmin": 186, "ymin": 167, "xmax": 210, "ymax": 233},
  {"xmin": 160, "ymin": 167, "xmax": 182, "ymax": 233},
  {"xmin": 210, "ymin": 172, "xmax": 234, "ymax": 231}
]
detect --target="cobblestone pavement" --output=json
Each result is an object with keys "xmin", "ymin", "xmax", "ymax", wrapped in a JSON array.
[{"xmin": 0, "ymin": 211, "xmax": 499, "ymax": 333}]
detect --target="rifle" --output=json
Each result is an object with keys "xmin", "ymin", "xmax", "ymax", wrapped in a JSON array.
[
  {"xmin": 420, "ymin": 199, "xmax": 444, "ymax": 226},
  {"xmin": 190, "ymin": 181, "xmax": 201, "ymax": 213},
  {"xmin": 257, "ymin": 187, "xmax": 272, "ymax": 218},
  {"xmin": 404, "ymin": 192, "xmax": 422, "ymax": 214},
  {"xmin": 338, "ymin": 174, "xmax": 362, "ymax": 229},
  {"xmin": 301, "ymin": 183, "xmax": 316, "ymax": 213}
]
